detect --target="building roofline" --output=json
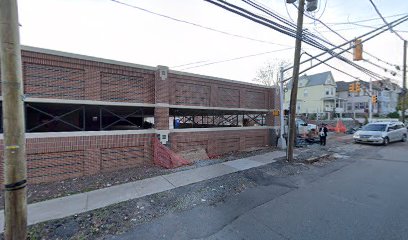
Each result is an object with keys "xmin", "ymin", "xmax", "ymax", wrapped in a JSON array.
[{"xmin": 21, "ymin": 45, "xmax": 274, "ymax": 90}]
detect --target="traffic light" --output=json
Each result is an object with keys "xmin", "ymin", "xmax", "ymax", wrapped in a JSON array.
[
  {"xmin": 284, "ymin": 109, "xmax": 289, "ymax": 116},
  {"xmin": 348, "ymin": 83, "xmax": 355, "ymax": 92},
  {"xmin": 355, "ymin": 82, "xmax": 361, "ymax": 92},
  {"xmin": 353, "ymin": 39, "xmax": 363, "ymax": 61},
  {"xmin": 371, "ymin": 95, "xmax": 377, "ymax": 103}
]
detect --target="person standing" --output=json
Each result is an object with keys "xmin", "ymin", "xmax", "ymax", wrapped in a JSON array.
[{"xmin": 319, "ymin": 123, "xmax": 328, "ymax": 146}]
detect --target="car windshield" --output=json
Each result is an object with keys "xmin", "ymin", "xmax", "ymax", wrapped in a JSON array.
[{"xmin": 362, "ymin": 124, "xmax": 387, "ymax": 131}]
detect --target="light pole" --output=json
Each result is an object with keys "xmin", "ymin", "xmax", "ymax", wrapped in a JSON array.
[{"xmin": 277, "ymin": 66, "xmax": 287, "ymax": 149}]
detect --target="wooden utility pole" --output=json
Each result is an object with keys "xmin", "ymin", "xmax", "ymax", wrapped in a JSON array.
[
  {"xmin": 0, "ymin": 0, "xmax": 28, "ymax": 238},
  {"xmin": 287, "ymin": 0, "xmax": 305, "ymax": 162}
]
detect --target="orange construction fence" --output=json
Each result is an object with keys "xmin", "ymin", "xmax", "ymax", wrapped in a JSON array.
[{"xmin": 153, "ymin": 138, "xmax": 191, "ymax": 169}]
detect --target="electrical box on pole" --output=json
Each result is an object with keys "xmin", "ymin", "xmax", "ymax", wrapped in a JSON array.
[
  {"xmin": 353, "ymin": 38, "xmax": 363, "ymax": 61},
  {"xmin": 306, "ymin": 0, "xmax": 318, "ymax": 12}
]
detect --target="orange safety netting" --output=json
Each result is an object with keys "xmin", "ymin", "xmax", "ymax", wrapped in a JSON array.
[
  {"xmin": 153, "ymin": 138, "xmax": 191, "ymax": 169},
  {"xmin": 335, "ymin": 119, "xmax": 347, "ymax": 133}
]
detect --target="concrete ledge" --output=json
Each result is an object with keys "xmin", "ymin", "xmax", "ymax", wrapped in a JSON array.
[
  {"xmin": 223, "ymin": 159, "xmax": 265, "ymax": 171},
  {"xmin": 170, "ymin": 126, "xmax": 274, "ymax": 133}
]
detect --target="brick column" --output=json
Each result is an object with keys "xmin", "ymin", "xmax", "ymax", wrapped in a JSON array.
[{"xmin": 154, "ymin": 66, "xmax": 170, "ymax": 130}]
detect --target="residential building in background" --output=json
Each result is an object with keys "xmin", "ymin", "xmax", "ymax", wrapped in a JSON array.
[
  {"xmin": 336, "ymin": 80, "xmax": 379, "ymax": 117},
  {"xmin": 373, "ymin": 79, "xmax": 402, "ymax": 115},
  {"xmin": 284, "ymin": 71, "xmax": 340, "ymax": 118}
]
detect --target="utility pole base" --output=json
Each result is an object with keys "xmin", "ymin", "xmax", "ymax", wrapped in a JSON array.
[{"xmin": 277, "ymin": 137, "xmax": 287, "ymax": 149}]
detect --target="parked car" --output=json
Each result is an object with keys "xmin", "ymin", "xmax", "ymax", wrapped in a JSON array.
[{"xmin": 353, "ymin": 121, "xmax": 407, "ymax": 145}]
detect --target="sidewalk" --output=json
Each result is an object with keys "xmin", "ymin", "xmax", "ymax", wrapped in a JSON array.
[{"xmin": 0, "ymin": 150, "xmax": 287, "ymax": 232}]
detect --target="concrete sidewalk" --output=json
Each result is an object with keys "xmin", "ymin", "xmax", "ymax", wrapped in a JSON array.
[{"xmin": 0, "ymin": 150, "xmax": 286, "ymax": 232}]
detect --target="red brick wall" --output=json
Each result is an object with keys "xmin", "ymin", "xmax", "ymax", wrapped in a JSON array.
[
  {"xmin": 0, "ymin": 133, "xmax": 154, "ymax": 184},
  {"xmin": 169, "ymin": 129, "xmax": 269, "ymax": 157},
  {"xmin": 169, "ymin": 73, "xmax": 272, "ymax": 109},
  {"xmin": 154, "ymin": 108, "xmax": 169, "ymax": 130},
  {"xmin": 20, "ymin": 50, "xmax": 156, "ymax": 103}
]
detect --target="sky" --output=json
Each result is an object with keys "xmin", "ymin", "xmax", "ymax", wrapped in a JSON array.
[{"xmin": 17, "ymin": 0, "xmax": 408, "ymax": 86}]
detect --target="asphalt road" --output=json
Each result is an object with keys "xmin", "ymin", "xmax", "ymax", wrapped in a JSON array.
[{"xmin": 112, "ymin": 140, "xmax": 408, "ymax": 240}]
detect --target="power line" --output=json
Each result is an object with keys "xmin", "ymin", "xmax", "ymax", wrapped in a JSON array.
[
  {"xmin": 315, "ymin": 12, "xmax": 408, "ymax": 25},
  {"xmin": 344, "ymin": 22, "xmax": 408, "ymax": 33},
  {"xmin": 110, "ymin": 0, "xmax": 291, "ymax": 47},
  {"xmin": 238, "ymin": 0, "xmax": 405, "ymax": 80},
  {"xmin": 368, "ymin": 0, "xmax": 406, "ymax": 41},
  {"xmin": 177, "ymin": 47, "xmax": 294, "ymax": 70},
  {"xmin": 302, "ymin": 11, "xmax": 402, "ymax": 73},
  {"xmin": 303, "ymin": 51, "xmax": 360, "ymax": 80}
]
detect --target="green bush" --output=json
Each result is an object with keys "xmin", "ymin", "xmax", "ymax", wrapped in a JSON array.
[{"xmin": 387, "ymin": 111, "xmax": 400, "ymax": 118}]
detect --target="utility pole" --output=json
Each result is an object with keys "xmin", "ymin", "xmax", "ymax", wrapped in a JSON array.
[
  {"xmin": 403, "ymin": 40, "xmax": 407, "ymax": 124},
  {"xmin": 287, "ymin": 0, "xmax": 305, "ymax": 162},
  {"xmin": 277, "ymin": 67, "xmax": 287, "ymax": 149},
  {"xmin": 0, "ymin": 0, "xmax": 28, "ymax": 238}
]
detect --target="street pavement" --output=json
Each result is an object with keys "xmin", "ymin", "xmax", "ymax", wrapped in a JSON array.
[{"xmin": 112, "ymin": 141, "xmax": 408, "ymax": 240}]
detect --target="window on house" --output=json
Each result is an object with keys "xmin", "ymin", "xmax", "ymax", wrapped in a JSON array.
[
  {"xmin": 325, "ymin": 88, "xmax": 330, "ymax": 95},
  {"xmin": 330, "ymin": 88, "xmax": 334, "ymax": 95},
  {"xmin": 303, "ymin": 89, "xmax": 308, "ymax": 97},
  {"xmin": 347, "ymin": 103, "xmax": 352, "ymax": 111}
]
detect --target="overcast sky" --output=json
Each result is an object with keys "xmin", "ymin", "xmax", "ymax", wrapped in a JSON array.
[{"xmin": 17, "ymin": 0, "xmax": 408, "ymax": 86}]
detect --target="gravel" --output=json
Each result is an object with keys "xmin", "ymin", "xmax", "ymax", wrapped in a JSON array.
[
  {"xmin": 23, "ymin": 141, "xmax": 347, "ymax": 240},
  {"xmin": 0, "ymin": 146, "xmax": 277, "ymax": 209}
]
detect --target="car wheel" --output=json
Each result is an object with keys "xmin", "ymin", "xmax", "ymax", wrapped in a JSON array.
[
  {"xmin": 383, "ymin": 137, "xmax": 389, "ymax": 146},
  {"xmin": 402, "ymin": 134, "xmax": 407, "ymax": 142}
]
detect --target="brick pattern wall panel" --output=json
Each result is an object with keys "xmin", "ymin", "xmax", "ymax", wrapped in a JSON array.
[
  {"xmin": 23, "ymin": 63, "xmax": 85, "ymax": 100},
  {"xmin": 100, "ymin": 72, "xmax": 155, "ymax": 103},
  {"xmin": 245, "ymin": 90, "xmax": 266, "ymax": 109},
  {"xmin": 174, "ymin": 82, "xmax": 210, "ymax": 106},
  {"xmin": 217, "ymin": 87, "xmax": 240, "ymax": 108},
  {"xmin": 213, "ymin": 137, "xmax": 240, "ymax": 155},
  {"xmin": 0, "ymin": 133, "xmax": 154, "ymax": 185},
  {"xmin": 101, "ymin": 146, "xmax": 145, "ymax": 171},
  {"xmin": 245, "ymin": 135, "xmax": 266, "ymax": 149},
  {"xmin": 27, "ymin": 151, "xmax": 85, "ymax": 184},
  {"xmin": 170, "ymin": 130, "xmax": 268, "ymax": 156},
  {"xmin": 174, "ymin": 140, "xmax": 209, "ymax": 152}
]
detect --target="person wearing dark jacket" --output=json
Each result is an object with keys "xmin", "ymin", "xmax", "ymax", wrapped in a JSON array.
[{"xmin": 319, "ymin": 124, "xmax": 328, "ymax": 146}]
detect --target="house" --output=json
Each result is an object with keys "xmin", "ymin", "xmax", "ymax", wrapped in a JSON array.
[
  {"xmin": 372, "ymin": 79, "xmax": 402, "ymax": 115},
  {"xmin": 284, "ymin": 71, "xmax": 340, "ymax": 117},
  {"xmin": 336, "ymin": 80, "xmax": 379, "ymax": 117}
]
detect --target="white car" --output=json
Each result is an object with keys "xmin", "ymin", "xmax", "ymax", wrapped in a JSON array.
[{"xmin": 353, "ymin": 121, "xmax": 407, "ymax": 145}]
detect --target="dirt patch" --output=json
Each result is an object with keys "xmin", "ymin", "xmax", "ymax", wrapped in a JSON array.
[
  {"xmin": 0, "ymin": 146, "xmax": 277, "ymax": 209},
  {"xmin": 178, "ymin": 148, "xmax": 209, "ymax": 162}
]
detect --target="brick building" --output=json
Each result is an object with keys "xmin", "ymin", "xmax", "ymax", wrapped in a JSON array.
[{"xmin": 0, "ymin": 46, "xmax": 280, "ymax": 184}]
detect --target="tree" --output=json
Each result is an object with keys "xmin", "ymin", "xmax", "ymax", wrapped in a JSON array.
[{"xmin": 253, "ymin": 59, "xmax": 291, "ymax": 87}]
